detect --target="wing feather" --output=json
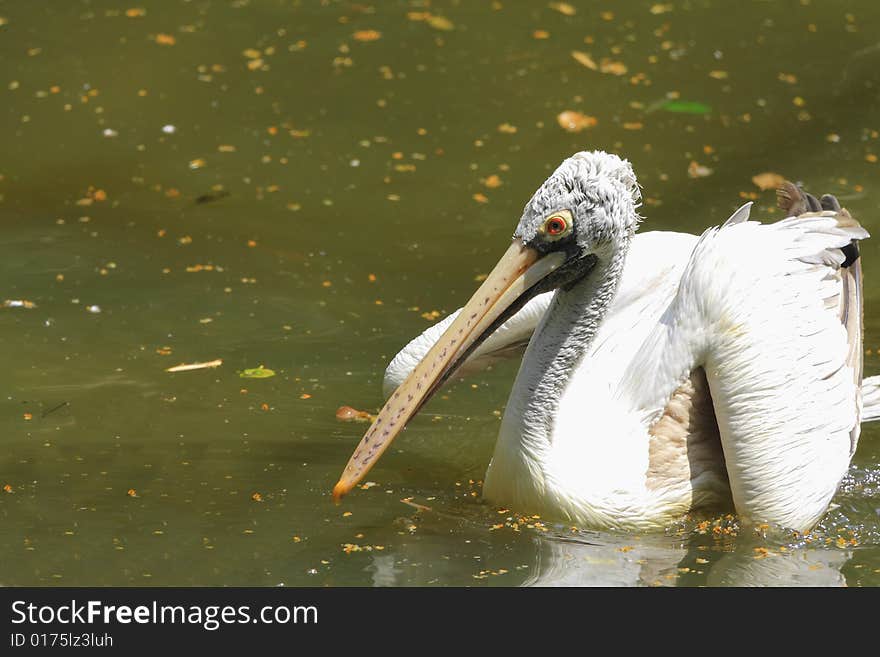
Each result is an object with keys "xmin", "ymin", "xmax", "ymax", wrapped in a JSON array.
[{"xmin": 673, "ymin": 204, "xmax": 868, "ymax": 530}]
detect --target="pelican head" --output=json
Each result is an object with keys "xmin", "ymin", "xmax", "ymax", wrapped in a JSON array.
[
  {"xmin": 514, "ymin": 150, "xmax": 641, "ymax": 259},
  {"xmin": 332, "ymin": 150, "xmax": 641, "ymax": 500}
]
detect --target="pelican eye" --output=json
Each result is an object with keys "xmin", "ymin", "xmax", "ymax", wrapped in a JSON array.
[
  {"xmin": 546, "ymin": 217, "xmax": 566, "ymax": 235},
  {"xmin": 540, "ymin": 211, "xmax": 572, "ymax": 240}
]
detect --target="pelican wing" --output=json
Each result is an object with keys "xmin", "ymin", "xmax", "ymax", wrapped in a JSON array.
[{"xmin": 642, "ymin": 205, "xmax": 869, "ymax": 530}]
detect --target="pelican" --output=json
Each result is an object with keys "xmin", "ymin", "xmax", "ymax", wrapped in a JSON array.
[{"xmin": 333, "ymin": 151, "xmax": 877, "ymax": 532}]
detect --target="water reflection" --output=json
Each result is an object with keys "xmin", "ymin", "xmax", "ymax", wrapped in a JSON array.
[{"xmin": 523, "ymin": 533, "xmax": 850, "ymax": 587}]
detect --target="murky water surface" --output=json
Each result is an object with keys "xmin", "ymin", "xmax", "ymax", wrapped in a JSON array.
[{"xmin": 1, "ymin": 0, "xmax": 879, "ymax": 585}]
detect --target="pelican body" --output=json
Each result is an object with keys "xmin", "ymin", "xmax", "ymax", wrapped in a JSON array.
[{"xmin": 333, "ymin": 151, "xmax": 871, "ymax": 533}]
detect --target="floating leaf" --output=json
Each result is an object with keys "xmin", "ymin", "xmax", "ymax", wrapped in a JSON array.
[
  {"xmin": 659, "ymin": 100, "xmax": 712, "ymax": 114},
  {"xmin": 240, "ymin": 366, "xmax": 276, "ymax": 379},
  {"xmin": 336, "ymin": 406, "xmax": 375, "ymax": 422},
  {"xmin": 352, "ymin": 30, "xmax": 382, "ymax": 42},
  {"xmin": 549, "ymin": 2, "xmax": 577, "ymax": 16},
  {"xmin": 426, "ymin": 15, "xmax": 455, "ymax": 31},
  {"xmin": 570, "ymin": 51, "xmax": 597, "ymax": 70},
  {"xmin": 556, "ymin": 110, "xmax": 598, "ymax": 132},
  {"xmin": 599, "ymin": 59, "xmax": 628, "ymax": 76},
  {"xmin": 688, "ymin": 161, "xmax": 714, "ymax": 179},
  {"xmin": 751, "ymin": 172, "xmax": 785, "ymax": 191},
  {"xmin": 482, "ymin": 174, "xmax": 503, "ymax": 189}
]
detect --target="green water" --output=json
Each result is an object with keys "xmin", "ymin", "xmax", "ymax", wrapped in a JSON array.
[{"xmin": 1, "ymin": 0, "xmax": 879, "ymax": 586}]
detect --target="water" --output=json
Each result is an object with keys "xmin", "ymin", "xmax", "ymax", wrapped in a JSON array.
[{"xmin": 1, "ymin": 0, "xmax": 879, "ymax": 586}]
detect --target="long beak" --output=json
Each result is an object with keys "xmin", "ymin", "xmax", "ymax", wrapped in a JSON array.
[{"xmin": 332, "ymin": 238, "xmax": 566, "ymax": 502}]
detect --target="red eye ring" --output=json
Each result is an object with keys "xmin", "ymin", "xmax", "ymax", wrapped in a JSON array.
[{"xmin": 546, "ymin": 216, "xmax": 567, "ymax": 236}]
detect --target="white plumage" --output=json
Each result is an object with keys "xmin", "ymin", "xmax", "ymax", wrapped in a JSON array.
[{"xmin": 341, "ymin": 151, "xmax": 873, "ymax": 533}]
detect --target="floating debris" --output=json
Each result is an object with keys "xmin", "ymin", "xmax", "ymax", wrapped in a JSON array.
[
  {"xmin": 549, "ymin": 2, "xmax": 577, "ymax": 16},
  {"xmin": 482, "ymin": 174, "xmax": 503, "ymax": 189},
  {"xmin": 570, "ymin": 51, "xmax": 597, "ymax": 70},
  {"xmin": 687, "ymin": 161, "xmax": 714, "ymax": 179},
  {"xmin": 352, "ymin": 30, "xmax": 382, "ymax": 42},
  {"xmin": 3, "ymin": 299, "xmax": 37, "ymax": 309},
  {"xmin": 400, "ymin": 498, "xmax": 432, "ymax": 512},
  {"xmin": 240, "ymin": 366, "xmax": 276, "ymax": 379},
  {"xmin": 42, "ymin": 401, "xmax": 69, "ymax": 418},
  {"xmin": 165, "ymin": 359, "xmax": 223, "ymax": 373},
  {"xmin": 599, "ymin": 59, "xmax": 628, "ymax": 76},
  {"xmin": 426, "ymin": 15, "xmax": 455, "ymax": 31},
  {"xmin": 335, "ymin": 406, "xmax": 374, "ymax": 422},
  {"xmin": 751, "ymin": 172, "xmax": 786, "ymax": 191},
  {"xmin": 556, "ymin": 110, "xmax": 597, "ymax": 133}
]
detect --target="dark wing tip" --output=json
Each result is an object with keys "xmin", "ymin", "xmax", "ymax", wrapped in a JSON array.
[
  {"xmin": 777, "ymin": 181, "xmax": 808, "ymax": 216},
  {"xmin": 777, "ymin": 184, "xmax": 862, "ymax": 268},
  {"xmin": 820, "ymin": 193, "xmax": 842, "ymax": 212}
]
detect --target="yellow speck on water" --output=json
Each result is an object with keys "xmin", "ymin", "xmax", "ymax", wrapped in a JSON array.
[
  {"xmin": 426, "ymin": 15, "xmax": 455, "ymax": 31},
  {"xmin": 570, "ymin": 51, "xmax": 597, "ymax": 70},
  {"xmin": 556, "ymin": 110, "xmax": 597, "ymax": 133},
  {"xmin": 482, "ymin": 174, "xmax": 503, "ymax": 189},
  {"xmin": 751, "ymin": 172, "xmax": 785, "ymax": 190},
  {"xmin": 353, "ymin": 30, "xmax": 382, "ymax": 42},
  {"xmin": 549, "ymin": 3, "xmax": 577, "ymax": 17}
]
